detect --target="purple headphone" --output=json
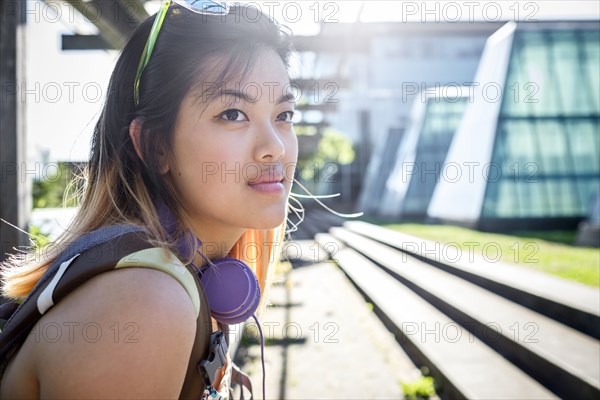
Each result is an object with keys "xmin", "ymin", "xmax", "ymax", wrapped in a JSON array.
[
  {"xmin": 200, "ymin": 257, "xmax": 260, "ymax": 325},
  {"xmin": 156, "ymin": 201, "xmax": 260, "ymax": 325}
]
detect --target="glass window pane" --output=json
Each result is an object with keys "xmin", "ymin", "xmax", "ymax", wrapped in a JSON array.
[
  {"xmin": 521, "ymin": 31, "xmax": 560, "ymax": 116},
  {"xmin": 546, "ymin": 180, "xmax": 562, "ymax": 216},
  {"xmin": 482, "ymin": 180, "xmax": 499, "ymax": 217},
  {"xmin": 493, "ymin": 122, "xmax": 509, "ymax": 175},
  {"xmin": 567, "ymin": 121, "xmax": 599, "ymax": 173},
  {"xmin": 502, "ymin": 38, "xmax": 531, "ymax": 117},
  {"xmin": 496, "ymin": 180, "xmax": 518, "ymax": 217},
  {"xmin": 583, "ymin": 30, "xmax": 600, "ymax": 113},
  {"xmin": 551, "ymin": 31, "xmax": 586, "ymax": 115},
  {"xmin": 536, "ymin": 121, "xmax": 569, "ymax": 175},
  {"xmin": 519, "ymin": 181, "xmax": 534, "ymax": 216},
  {"xmin": 503, "ymin": 121, "xmax": 538, "ymax": 168},
  {"xmin": 544, "ymin": 179, "xmax": 577, "ymax": 216},
  {"xmin": 557, "ymin": 179, "xmax": 579, "ymax": 215},
  {"xmin": 527, "ymin": 181, "xmax": 547, "ymax": 217},
  {"xmin": 578, "ymin": 177, "xmax": 600, "ymax": 212}
]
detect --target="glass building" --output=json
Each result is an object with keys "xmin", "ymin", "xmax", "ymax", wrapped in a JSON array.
[
  {"xmin": 371, "ymin": 88, "xmax": 470, "ymax": 218},
  {"xmin": 357, "ymin": 126, "xmax": 405, "ymax": 215},
  {"xmin": 428, "ymin": 21, "xmax": 600, "ymax": 230}
]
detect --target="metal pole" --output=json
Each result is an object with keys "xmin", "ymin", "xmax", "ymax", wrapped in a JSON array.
[{"xmin": 1, "ymin": 0, "xmax": 29, "ymax": 262}]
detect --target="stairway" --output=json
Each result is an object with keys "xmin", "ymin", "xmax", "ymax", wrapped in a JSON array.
[{"xmin": 314, "ymin": 221, "xmax": 600, "ymax": 399}]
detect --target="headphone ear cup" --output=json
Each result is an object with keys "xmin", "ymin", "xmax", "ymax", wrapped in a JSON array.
[{"xmin": 200, "ymin": 257, "xmax": 260, "ymax": 325}]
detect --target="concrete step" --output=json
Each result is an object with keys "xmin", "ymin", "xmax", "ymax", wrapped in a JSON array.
[
  {"xmin": 329, "ymin": 227, "xmax": 600, "ymax": 399},
  {"xmin": 289, "ymin": 208, "xmax": 344, "ymax": 241},
  {"xmin": 315, "ymin": 233, "xmax": 557, "ymax": 400},
  {"xmin": 344, "ymin": 221, "xmax": 600, "ymax": 339}
]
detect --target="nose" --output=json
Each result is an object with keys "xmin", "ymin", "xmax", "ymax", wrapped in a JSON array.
[{"xmin": 254, "ymin": 121, "xmax": 286, "ymax": 161}]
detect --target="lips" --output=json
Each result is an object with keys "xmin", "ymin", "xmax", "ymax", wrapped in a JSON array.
[
  {"xmin": 247, "ymin": 169, "xmax": 286, "ymax": 194},
  {"xmin": 248, "ymin": 176, "xmax": 284, "ymax": 185},
  {"xmin": 247, "ymin": 170, "xmax": 285, "ymax": 185}
]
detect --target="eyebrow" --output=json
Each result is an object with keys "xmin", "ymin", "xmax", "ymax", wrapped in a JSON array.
[
  {"xmin": 277, "ymin": 92, "xmax": 297, "ymax": 105},
  {"xmin": 219, "ymin": 90, "xmax": 296, "ymax": 105}
]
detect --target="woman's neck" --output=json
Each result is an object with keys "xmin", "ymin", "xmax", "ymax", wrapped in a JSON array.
[{"xmin": 189, "ymin": 220, "xmax": 245, "ymax": 265}]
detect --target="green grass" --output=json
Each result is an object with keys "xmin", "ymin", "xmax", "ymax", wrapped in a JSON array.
[
  {"xmin": 382, "ymin": 223, "xmax": 600, "ymax": 287},
  {"xmin": 401, "ymin": 375, "xmax": 437, "ymax": 400}
]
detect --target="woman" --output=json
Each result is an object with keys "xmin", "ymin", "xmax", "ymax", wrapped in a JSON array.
[{"xmin": 0, "ymin": 1, "xmax": 297, "ymax": 398}]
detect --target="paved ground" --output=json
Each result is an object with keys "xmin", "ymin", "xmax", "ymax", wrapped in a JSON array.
[{"xmin": 233, "ymin": 241, "xmax": 419, "ymax": 400}]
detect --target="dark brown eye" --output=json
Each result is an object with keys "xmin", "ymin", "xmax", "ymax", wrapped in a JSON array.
[
  {"xmin": 277, "ymin": 111, "xmax": 295, "ymax": 123},
  {"xmin": 219, "ymin": 109, "xmax": 247, "ymax": 121}
]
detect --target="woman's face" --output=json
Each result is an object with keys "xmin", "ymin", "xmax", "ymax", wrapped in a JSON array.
[{"xmin": 168, "ymin": 49, "xmax": 298, "ymax": 235}]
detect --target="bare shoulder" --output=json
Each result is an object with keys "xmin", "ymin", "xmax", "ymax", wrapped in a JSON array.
[{"xmin": 32, "ymin": 267, "xmax": 197, "ymax": 398}]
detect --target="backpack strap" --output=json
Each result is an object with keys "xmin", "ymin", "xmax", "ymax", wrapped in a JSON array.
[
  {"xmin": 0, "ymin": 302, "xmax": 18, "ymax": 324},
  {"xmin": 27, "ymin": 224, "xmax": 146, "ymax": 296},
  {"xmin": 0, "ymin": 228, "xmax": 153, "ymax": 375},
  {"xmin": 0, "ymin": 225, "xmax": 235, "ymax": 398},
  {"xmin": 231, "ymin": 362, "xmax": 255, "ymax": 400},
  {"xmin": 115, "ymin": 247, "xmax": 200, "ymax": 316},
  {"xmin": 179, "ymin": 255, "xmax": 219, "ymax": 399}
]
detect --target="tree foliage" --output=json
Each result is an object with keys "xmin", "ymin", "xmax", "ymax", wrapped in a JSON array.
[
  {"xmin": 297, "ymin": 128, "xmax": 355, "ymax": 182},
  {"xmin": 32, "ymin": 162, "xmax": 79, "ymax": 208}
]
